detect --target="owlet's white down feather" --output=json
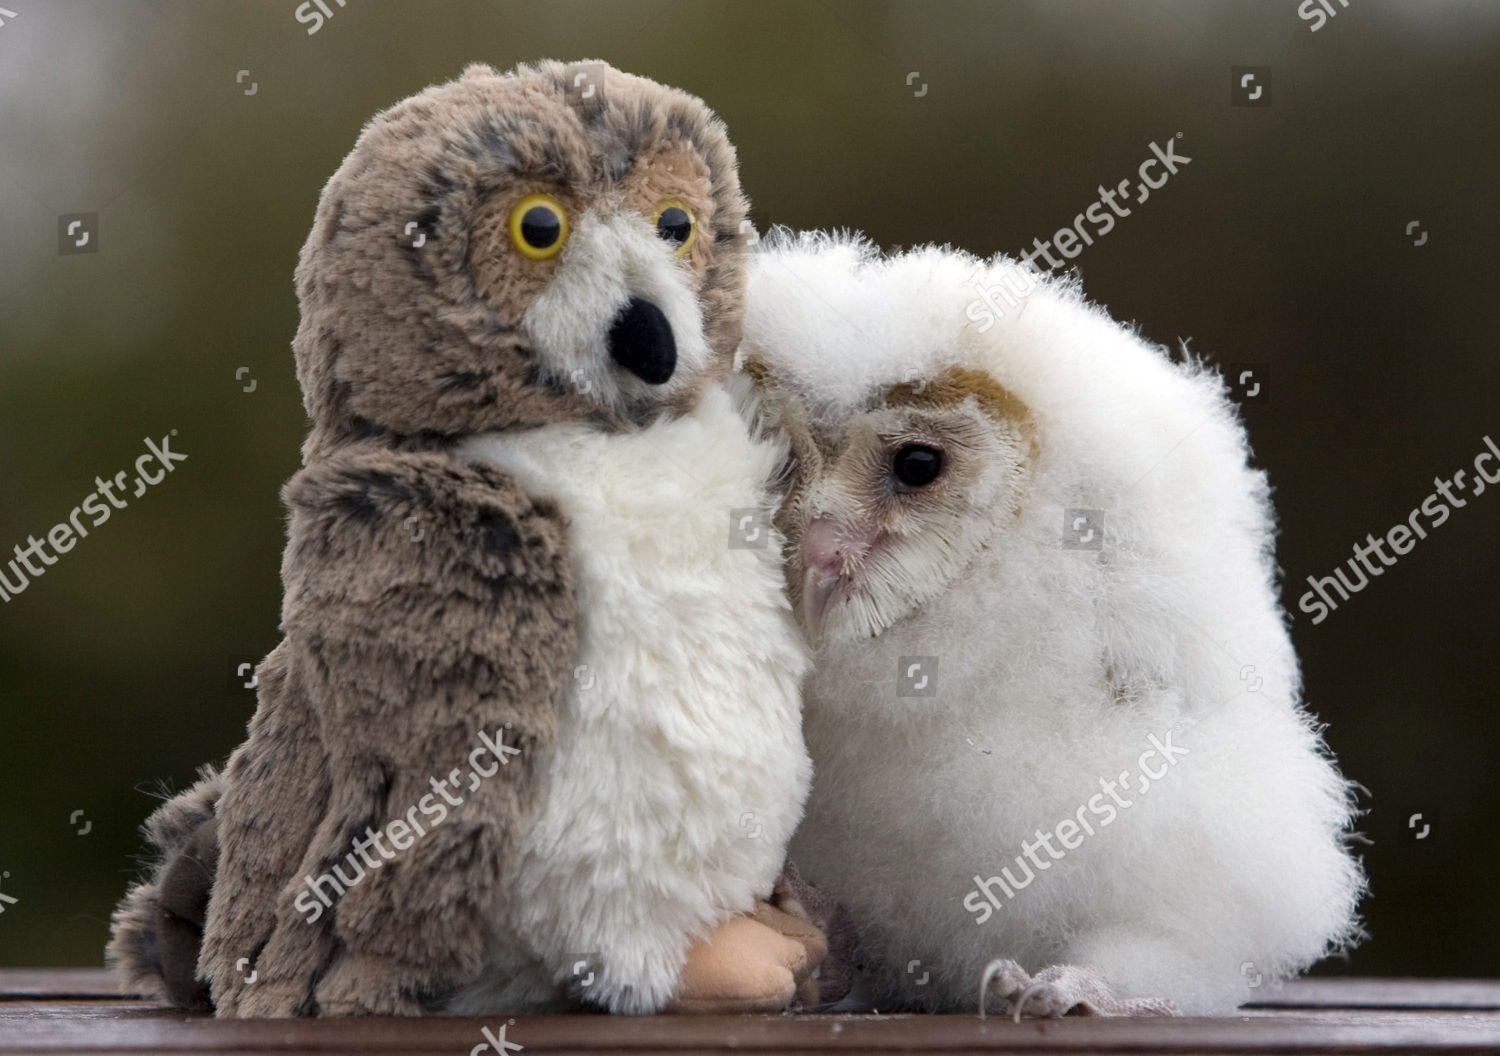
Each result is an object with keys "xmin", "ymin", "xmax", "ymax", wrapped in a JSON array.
[{"xmin": 740, "ymin": 230, "xmax": 1365, "ymax": 1017}]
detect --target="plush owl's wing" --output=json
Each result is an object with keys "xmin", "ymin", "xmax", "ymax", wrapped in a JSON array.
[
  {"xmin": 279, "ymin": 443, "xmax": 575, "ymax": 773},
  {"xmin": 206, "ymin": 445, "xmax": 577, "ymax": 1015}
]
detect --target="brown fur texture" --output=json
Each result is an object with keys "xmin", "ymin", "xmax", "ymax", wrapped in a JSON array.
[
  {"xmin": 293, "ymin": 59, "xmax": 749, "ymax": 459},
  {"xmin": 206, "ymin": 448, "xmax": 576, "ymax": 1017},
  {"xmin": 108, "ymin": 59, "xmax": 763, "ymax": 1016},
  {"xmin": 106, "ymin": 768, "xmax": 223, "ymax": 1010}
]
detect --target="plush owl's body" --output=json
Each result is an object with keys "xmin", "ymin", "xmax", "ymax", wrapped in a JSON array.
[
  {"xmin": 449, "ymin": 385, "xmax": 810, "ymax": 1012},
  {"xmin": 108, "ymin": 62, "xmax": 814, "ymax": 1017},
  {"xmin": 742, "ymin": 232, "xmax": 1365, "ymax": 1017}
]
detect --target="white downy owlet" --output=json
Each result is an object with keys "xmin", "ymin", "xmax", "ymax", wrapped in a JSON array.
[{"xmin": 741, "ymin": 230, "xmax": 1365, "ymax": 1017}]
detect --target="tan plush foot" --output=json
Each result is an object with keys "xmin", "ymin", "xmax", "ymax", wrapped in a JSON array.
[
  {"xmin": 753, "ymin": 901, "xmax": 829, "ymax": 970},
  {"xmin": 667, "ymin": 915, "xmax": 808, "ymax": 1014},
  {"xmin": 752, "ymin": 899, "xmax": 828, "ymax": 1008}
]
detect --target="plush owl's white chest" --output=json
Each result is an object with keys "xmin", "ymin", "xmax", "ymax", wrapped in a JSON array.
[{"xmin": 455, "ymin": 386, "xmax": 811, "ymax": 978}]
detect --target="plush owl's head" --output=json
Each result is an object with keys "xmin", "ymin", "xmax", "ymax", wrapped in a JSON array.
[
  {"xmin": 741, "ymin": 232, "xmax": 1041, "ymax": 642},
  {"xmin": 294, "ymin": 60, "xmax": 750, "ymax": 459}
]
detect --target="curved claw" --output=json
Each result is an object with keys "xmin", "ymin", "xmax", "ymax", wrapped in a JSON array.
[
  {"xmin": 1013, "ymin": 980, "xmax": 1050, "ymax": 1023},
  {"xmin": 978, "ymin": 960, "xmax": 999, "ymax": 1019},
  {"xmin": 977, "ymin": 957, "xmax": 1030, "ymax": 1019}
]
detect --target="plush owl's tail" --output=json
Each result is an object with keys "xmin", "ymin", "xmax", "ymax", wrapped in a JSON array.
[{"xmin": 106, "ymin": 768, "xmax": 225, "ymax": 1010}]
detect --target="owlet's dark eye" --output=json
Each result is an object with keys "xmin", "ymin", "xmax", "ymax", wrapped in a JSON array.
[
  {"xmin": 892, "ymin": 444, "xmax": 943, "ymax": 487},
  {"xmin": 653, "ymin": 199, "xmax": 696, "ymax": 258},
  {"xmin": 507, "ymin": 194, "xmax": 569, "ymax": 260}
]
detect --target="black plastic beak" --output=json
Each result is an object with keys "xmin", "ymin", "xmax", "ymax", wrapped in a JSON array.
[{"xmin": 607, "ymin": 296, "xmax": 676, "ymax": 385}]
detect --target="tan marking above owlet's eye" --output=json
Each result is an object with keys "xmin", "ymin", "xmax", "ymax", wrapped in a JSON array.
[{"xmin": 885, "ymin": 366, "xmax": 1037, "ymax": 457}]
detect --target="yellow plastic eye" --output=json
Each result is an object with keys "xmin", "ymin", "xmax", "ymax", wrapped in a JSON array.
[
  {"xmin": 652, "ymin": 198, "xmax": 696, "ymax": 258},
  {"xmin": 508, "ymin": 194, "xmax": 569, "ymax": 260}
]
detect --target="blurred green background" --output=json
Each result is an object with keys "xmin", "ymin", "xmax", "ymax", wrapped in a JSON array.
[{"xmin": 1, "ymin": 0, "xmax": 1496, "ymax": 976}]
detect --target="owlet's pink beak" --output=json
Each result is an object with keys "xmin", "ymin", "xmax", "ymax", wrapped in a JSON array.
[{"xmin": 798, "ymin": 517, "xmax": 873, "ymax": 639}]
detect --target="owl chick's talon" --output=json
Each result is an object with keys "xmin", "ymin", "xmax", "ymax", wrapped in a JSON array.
[
  {"xmin": 979, "ymin": 959, "xmax": 1179, "ymax": 1020},
  {"xmin": 977, "ymin": 957, "xmax": 1030, "ymax": 1019},
  {"xmin": 1012, "ymin": 980, "xmax": 1051, "ymax": 1022}
]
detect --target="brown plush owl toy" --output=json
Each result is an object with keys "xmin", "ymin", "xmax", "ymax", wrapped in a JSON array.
[{"xmin": 107, "ymin": 60, "xmax": 822, "ymax": 1017}]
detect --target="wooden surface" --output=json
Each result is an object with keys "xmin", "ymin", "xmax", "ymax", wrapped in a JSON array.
[{"xmin": 4, "ymin": 970, "xmax": 1500, "ymax": 1055}]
